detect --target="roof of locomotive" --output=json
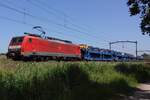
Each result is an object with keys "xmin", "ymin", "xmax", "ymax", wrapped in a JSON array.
[{"xmin": 24, "ymin": 32, "xmax": 73, "ymax": 44}]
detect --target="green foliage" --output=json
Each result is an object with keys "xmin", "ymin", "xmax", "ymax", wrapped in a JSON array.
[
  {"xmin": 0, "ymin": 58, "xmax": 150, "ymax": 100},
  {"xmin": 127, "ymin": 0, "xmax": 150, "ymax": 35},
  {"xmin": 115, "ymin": 63, "xmax": 150, "ymax": 82}
]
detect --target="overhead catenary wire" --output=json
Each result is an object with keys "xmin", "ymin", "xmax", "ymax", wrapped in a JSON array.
[
  {"xmin": 0, "ymin": 15, "xmax": 107, "ymax": 47},
  {"xmin": 33, "ymin": 0, "xmax": 92, "ymax": 29},
  {"xmin": 26, "ymin": 0, "xmax": 109, "ymax": 43},
  {"xmin": 0, "ymin": 2, "xmax": 108, "ymax": 46},
  {"xmin": 6, "ymin": 0, "xmax": 109, "ymax": 44},
  {"xmin": 0, "ymin": 15, "xmax": 81, "ymax": 42},
  {"xmin": 32, "ymin": 0, "xmax": 112, "ymax": 41},
  {"xmin": 2, "ymin": 0, "xmax": 111, "ymax": 44},
  {"xmin": 0, "ymin": 1, "xmax": 109, "ymax": 48},
  {"xmin": 30, "ymin": 0, "xmax": 89, "ymax": 30},
  {"xmin": 0, "ymin": 15, "xmax": 34, "ymax": 26}
]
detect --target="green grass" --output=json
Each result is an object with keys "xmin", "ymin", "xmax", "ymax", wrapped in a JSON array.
[{"xmin": 0, "ymin": 56, "xmax": 150, "ymax": 100}]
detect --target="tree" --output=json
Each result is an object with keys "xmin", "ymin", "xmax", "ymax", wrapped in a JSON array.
[{"xmin": 127, "ymin": 0, "xmax": 150, "ymax": 36}]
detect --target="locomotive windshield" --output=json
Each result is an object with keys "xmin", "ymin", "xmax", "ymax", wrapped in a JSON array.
[{"xmin": 10, "ymin": 36, "xmax": 24, "ymax": 45}]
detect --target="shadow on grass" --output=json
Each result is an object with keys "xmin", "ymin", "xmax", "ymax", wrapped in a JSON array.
[
  {"xmin": 0, "ymin": 64, "xmax": 134, "ymax": 100},
  {"xmin": 115, "ymin": 63, "xmax": 150, "ymax": 82}
]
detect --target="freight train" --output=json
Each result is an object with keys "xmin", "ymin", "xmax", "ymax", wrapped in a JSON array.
[{"xmin": 7, "ymin": 32, "xmax": 137, "ymax": 61}]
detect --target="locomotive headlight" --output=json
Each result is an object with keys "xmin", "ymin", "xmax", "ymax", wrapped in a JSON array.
[
  {"xmin": 8, "ymin": 45, "xmax": 21, "ymax": 52},
  {"xmin": 8, "ymin": 45, "xmax": 21, "ymax": 49}
]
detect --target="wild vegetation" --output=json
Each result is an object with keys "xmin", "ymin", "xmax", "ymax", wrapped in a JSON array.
[{"xmin": 0, "ymin": 55, "xmax": 150, "ymax": 100}]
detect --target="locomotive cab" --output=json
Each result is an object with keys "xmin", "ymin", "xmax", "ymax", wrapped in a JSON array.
[{"xmin": 7, "ymin": 36, "xmax": 24, "ymax": 59}]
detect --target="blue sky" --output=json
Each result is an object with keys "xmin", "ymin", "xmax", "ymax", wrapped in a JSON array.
[{"xmin": 0, "ymin": 0, "xmax": 149, "ymax": 55}]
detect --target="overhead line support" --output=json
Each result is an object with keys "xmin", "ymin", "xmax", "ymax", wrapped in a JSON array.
[{"xmin": 109, "ymin": 40, "xmax": 138, "ymax": 59}]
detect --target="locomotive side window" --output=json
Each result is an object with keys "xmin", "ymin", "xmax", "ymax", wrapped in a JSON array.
[{"xmin": 29, "ymin": 38, "xmax": 32, "ymax": 43}]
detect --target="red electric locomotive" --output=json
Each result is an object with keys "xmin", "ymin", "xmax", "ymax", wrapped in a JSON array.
[{"xmin": 7, "ymin": 33, "xmax": 81, "ymax": 60}]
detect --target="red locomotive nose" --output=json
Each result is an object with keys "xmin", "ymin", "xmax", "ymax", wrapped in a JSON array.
[{"xmin": 7, "ymin": 36, "xmax": 24, "ymax": 60}]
